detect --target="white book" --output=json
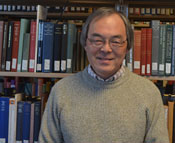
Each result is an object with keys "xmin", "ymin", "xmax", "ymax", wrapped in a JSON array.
[{"xmin": 8, "ymin": 94, "xmax": 23, "ymax": 143}]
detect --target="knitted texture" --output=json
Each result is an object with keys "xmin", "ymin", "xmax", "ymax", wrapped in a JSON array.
[{"xmin": 39, "ymin": 67, "xmax": 169, "ymax": 143}]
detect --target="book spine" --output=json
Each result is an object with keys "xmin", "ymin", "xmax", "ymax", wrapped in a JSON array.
[
  {"xmin": 1, "ymin": 22, "xmax": 8, "ymax": 71},
  {"xmin": 0, "ymin": 97, "xmax": 9, "ymax": 143},
  {"xmin": 16, "ymin": 101, "xmax": 24, "ymax": 142},
  {"xmin": 53, "ymin": 24, "xmax": 62, "ymax": 73},
  {"xmin": 11, "ymin": 21, "xmax": 20, "ymax": 72},
  {"xmin": 36, "ymin": 20, "xmax": 43, "ymax": 72},
  {"xmin": 158, "ymin": 25, "xmax": 166, "ymax": 76},
  {"xmin": 22, "ymin": 102, "xmax": 31, "ymax": 143},
  {"xmin": 66, "ymin": 23, "xmax": 76, "ymax": 73},
  {"xmin": 133, "ymin": 30, "xmax": 141, "ymax": 75},
  {"xmin": 33, "ymin": 101, "xmax": 41, "ymax": 142},
  {"xmin": 42, "ymin": 22, "xmax": 54, "ymax": 73},
  {"xmin": 0, "ymin": 21, "xmax": 4, "ymax": 71},
  {"xmin": 8, "ymin": 98, "xmax": 17, "ymax": 143},
  {"xmin": 22, "ymin": 33, "xmax": 30, "ymax": 72},
  {"xmin": 146, "ymin": 28, "xmax": 152, "ymax": 76},
  {"xmin": 151, "ymin": 20, "xmax": 160, "ymax": 76},
  {"xmin": 29, "ymin": 21, "xmax": 36, "ymax": 72},
  {"xmin": 141, "ymin": 28, "xmax": 147, "ymax": 75},
  {"xmin": 61, "ymin": 23, "xmax": 68, "ymax": 73},
  {"xmin": 6, "ymin": 21, "xmax": 14, "ymax": 71},
  {"xmin": 17, "ymin": 18, "xmax": 30, "ymax": 72},
  {"xmin": 165, "ymin": 25, "xmax": 173, "ymax": 76}
]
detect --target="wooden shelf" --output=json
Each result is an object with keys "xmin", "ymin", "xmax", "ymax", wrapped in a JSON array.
[
  {"xmin": 145, "ymin": 76, "xmax": 175, "ymax": 81},
  {"xmin": 0, "ymin": 72, "xmax": 73, "ymax": 78},
  {"xmin": 129, "ymin": 15, "xmax": 175, "ymax": 21},
  {"xmin": 0, "ymin": 11, "xmax": 90, "ymax": 19}
]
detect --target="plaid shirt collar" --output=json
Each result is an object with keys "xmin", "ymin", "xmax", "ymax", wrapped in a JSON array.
[{"xmin": 87, "ymin": 65, "xmax": 125, "ymax": 82}]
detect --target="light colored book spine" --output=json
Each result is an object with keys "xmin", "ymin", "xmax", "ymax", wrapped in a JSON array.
[
  {"xmin": 34, "ymin": 5, "xmax": 47, "ymax": 72},
  {"xmin": 17, "ymin": 18, "xmax": 30, "ymax": 72},
  {"xmin": 8, "ymin": 98, "xmax": 17, "ymax": 143}
]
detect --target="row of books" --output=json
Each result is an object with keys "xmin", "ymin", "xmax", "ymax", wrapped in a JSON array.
[
  {"xmin": 0, "ymin": 18, "xmax": 88, "ymax": 73},
  {"xmin": 129, "ymin": 7, "xmax": 174, "ymax": 16},
  {"xmin": 0, "ymin": 95, "xmax": 41, "ymax": 143},
  {"xmin": 0, "ymin": 5, "xmax": 93, "ymax": 13},
  {"xmin": 125, "ymin": 20, "xmax": 175, "ymax": 76}
]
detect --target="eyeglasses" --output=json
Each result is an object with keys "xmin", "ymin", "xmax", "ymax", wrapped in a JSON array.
[{"xmin": 87, "ymin": 37, "xmax": 127, "ymax": 49}]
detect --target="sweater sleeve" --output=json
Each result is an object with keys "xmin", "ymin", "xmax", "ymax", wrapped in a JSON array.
[
  {"xmin": 144, "ymin": 90, "xmax": 169, "ymax": 143},
  {"xmin": 38, "ymin": 85, "xmax": 63, "ymax": 143}
]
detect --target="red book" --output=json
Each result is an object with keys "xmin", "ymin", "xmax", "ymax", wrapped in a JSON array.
[
  {"xmin": 0, "ymin": 21, "xmax": 4, "ymax": 71},
  {"xmin": 29, "ymin": 21, "xmax": 36, "ymax": 72},
  {"xmin": 133, "ymin": 30, "xmax": 141, "ymax": 75},
  {"xmin": 11, "ymin": 21, "xmax": 20, "ymax": 72},
  {"xmin": 146, "ymin": 28, "xmax": 152, "ymax": 76},
  {"xmin": 141, "ymin": 28, "xmax": 147, "ymax": 75}
]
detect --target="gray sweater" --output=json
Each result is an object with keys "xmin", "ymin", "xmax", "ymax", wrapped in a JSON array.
[{"xmin": 39, "ymin": 67, "xmax": 169, "ymax": 143}]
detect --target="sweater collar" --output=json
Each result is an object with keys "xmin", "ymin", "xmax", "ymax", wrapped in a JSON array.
[{"xmin": 87, "ymin": 64, "xmax": 125, "ymax": 82}]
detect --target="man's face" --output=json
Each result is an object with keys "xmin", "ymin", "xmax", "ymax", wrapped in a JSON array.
[{"xmin": 85, "ymin": 13, "xmax": 128, "ymax": 79}]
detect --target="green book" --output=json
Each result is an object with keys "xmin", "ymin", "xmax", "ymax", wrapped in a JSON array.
[
  {"xmin": 22, "ymin": 33, "xmax": 30, "ymax": 72},
  {"xmin": 66, "ymin": 22, "xmax": 77, "ymax": 73},
  {"xmin": 17, "ymin": 18, "xmax": 30, "ymax": 72}
]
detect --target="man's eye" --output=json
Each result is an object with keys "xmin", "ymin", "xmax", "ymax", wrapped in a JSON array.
[
  {"xmin": 111, "ymin": 41, "xmax": 120, "ymax": 44},
  {"xmin": 94, "ymin": 40, "xmax": 103, "ymax": 45}
]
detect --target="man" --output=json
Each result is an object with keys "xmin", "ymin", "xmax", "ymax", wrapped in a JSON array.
[{"xmin": 39, "ymin": 7, "xmax": 169, "ymax": 143}]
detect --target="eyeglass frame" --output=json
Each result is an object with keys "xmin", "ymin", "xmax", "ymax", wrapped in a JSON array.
[{"xmin": 86, "ymin": 36, "xmax": 127, "ymax": 49}]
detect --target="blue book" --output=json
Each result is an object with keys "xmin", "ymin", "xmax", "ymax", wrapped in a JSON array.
[
  {"xmin": 42, "ymin": 22, "xmax": 54, "ymax": 72},
  {"xmin": 0, "ymin": 97, "xmax": 9, "ymax": 143},
  {"xmin": 16, "ymin": 101, "xmax": 24, "ymax": 142},
  {"xmin": 172, "ymin": 25, "xmax": 175, "ymax": 75},
  {"xmin": 33, "ymin": 101, "xmax": 41, "ymax": 142},
  {"xmin": 22, "ymin": 101, "xmax": 31, "ymax": 143}
]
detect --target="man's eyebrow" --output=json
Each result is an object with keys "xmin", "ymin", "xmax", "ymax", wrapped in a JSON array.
[{"xmin": 90, "ymin": 33, "xmax": 123, "ymax": 39}]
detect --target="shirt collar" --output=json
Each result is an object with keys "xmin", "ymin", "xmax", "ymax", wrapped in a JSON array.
[{"xmin": 87, "ymin": 65, "xmax": 125, "ymax": 82}]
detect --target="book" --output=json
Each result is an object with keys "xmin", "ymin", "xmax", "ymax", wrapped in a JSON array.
[
  {"xmin": 29, "ymin": 21, "xmax": 36, "ymax": 72},
  {"xmin": 172, "ymin": 25, "xmax": 175, "ymax": 76},
  {"xmin": 158, "ymin": 24, "xmax": 166, "ymax": 76},
  {"xmin": 42, "ymin": 22, "xmax": 54, "ymax": 73},
  {"xmin": 11, "ymin": 21, "xmax": 20, "ymax": 72},
  {"xmin": 17, "ymin": 18, "xmax": 30, "ymax": 72},
  {"xmin": 22, "ymin": 101, "xmax": 31, "ymax": 143},
  {"xmin": 6, "ymin": 21, "xmax": 14, "ymax": 71},
  {"xmin": 36, "ymin": 20, "xmax": 44, "ymax": 72},
  {"xmin": 165, "ymin": 24, "xmax": 173, "ymax": 76},
  {"xmin": 34, "ymin": 5, "xmax": 47, "ymax": 72},
  {"xmin": 61, "ymin": 23, "xmax": 68, "ymax": 73},
  {"xmin": 0, "ymin": 97, "xmax": 9, "ymax": 143},
  {"xmin": 16, "ymin": 101, "xmax": 24, "ymax": 142},
  {"xmin": 146, "ymin": 28, "xmax": 152, "ymax": 76},
  {"xmin": 151, "ymin": 20, "xmax": 160, "ymax": 76},
  {"xmin": 141, "ymin": 28, "xmax": 147, "ymax": 75},
  {"xmin": 29, "ymin": 103, "xmax": 34, "ymax": 143},
  {"xmin": 0, "ymin": 21, "xmax": 4, "ymax": 71},
  {"xmin": 33, "ymin": 101, "xmax": 41, "ymax": 143},
  {"xmin": 1, "ymin": 22, "xmax": 8, "ymax": 71},
  {"xmin": 133, "ymin": 30, "xmax": 141, "ymax": 75},
  {"xmin": 53, "ymin": 23, "xmax": 62, "ymax": 72},
  {"xmin": 8, "ymin": 93, "xmax": 23, "ymax": 143},
  {"xmin": 22, "ymin": 33, "xmax": 30, "ymax": 72},
  {"xmin": 66, "ymin": 22, "xmax": 77, "ymax": 73}
]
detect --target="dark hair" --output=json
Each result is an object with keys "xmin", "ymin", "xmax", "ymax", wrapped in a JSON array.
[{"xmin": 80, "ymin": 7, "xmax": 134, "ymax": 51}]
